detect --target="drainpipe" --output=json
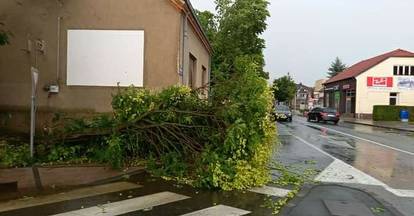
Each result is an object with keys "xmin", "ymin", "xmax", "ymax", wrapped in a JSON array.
[
  {"xmin": 208, "ymin": 53, "xmax": 212, "ymax": 102},
  {"xmin": 180, "ymin": 13, "xmax": 188, "ymax": 85},
  {"xmin": 183, "ymin": 13, "xmax": 189, "ymax": 85},
  {"xmin": 56, "ymin": 16, "xmax": 62, "ymax": 83}
]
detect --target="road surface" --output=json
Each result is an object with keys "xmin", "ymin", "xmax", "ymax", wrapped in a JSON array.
[{"xmin": 276, "ymin": 116, "xmax": 414, "ymax": 215}]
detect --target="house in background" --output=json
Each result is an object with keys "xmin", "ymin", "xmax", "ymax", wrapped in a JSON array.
[
  {"xmin": 313, "ymin": 79, "xmax": 327, "ymax": 108},
  {"xmin": 324, "ymin": 49, "xmax": 414, "ymax": 119},
  {"xmin": 294, "ymin": 83, "xmax": 314, "ymax": 111},
  {"xmin": 0, "ymin": 0, "xmax": 212, "ymax": 132}
]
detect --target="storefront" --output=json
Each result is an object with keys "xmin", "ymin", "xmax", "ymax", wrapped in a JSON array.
[{"xmin": 324, "ymin": 79, "xmax": 356, "ymax": 115}]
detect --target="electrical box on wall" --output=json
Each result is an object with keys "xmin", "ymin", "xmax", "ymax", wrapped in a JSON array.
[
  {"xmin": 48, "ymin": 85, "xmax": 59, "ymax": 93},
  {"xmin": 44, "ymin": 84, "xmax": 59, "ymax": 94}
]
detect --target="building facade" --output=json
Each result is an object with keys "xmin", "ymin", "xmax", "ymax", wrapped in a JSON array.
[
  {"xmin": 0, "ymin": 0, "xmax": 212, "ymax": 132},
  {"xmin": 313, "ymin": 79, "xmax": 327, "ymax": 108},
  {"xmin": 324, "ymin": 49, "xmax": 414, "ymax": 118},
  {"xmin": 294, "ymin": 83, "xmax": 314, "ymax": 111}
]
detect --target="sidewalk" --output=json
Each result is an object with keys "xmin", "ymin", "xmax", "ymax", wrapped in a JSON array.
[
  {"xmin": 0, "ymin": 165, "xmax": 144, "ymax": 201},
  {"xmin": 343, "ymin": 118, "xmax": 414, "ymax": 132}
]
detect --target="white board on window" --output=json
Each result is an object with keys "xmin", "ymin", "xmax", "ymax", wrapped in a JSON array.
[{"xmin": 67, "ymin": 30, "xmax": 144, "ymax": 87}]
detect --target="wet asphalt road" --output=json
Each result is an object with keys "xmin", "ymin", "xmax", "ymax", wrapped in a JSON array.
[
  {"xmin": 277, "ymin": 116, "xmax": 414, "ymax": 190},
  {"xmin": 276, "ymin": 116, "xmax": 414, "ymax": 216}
]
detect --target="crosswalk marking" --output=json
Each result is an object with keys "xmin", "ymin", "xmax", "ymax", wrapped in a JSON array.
[
  {"xmin": 181, "ymin": 205, "xmax": 250, "ymax": 216},
  {"xmin": 52, "ymin": 191, "xmax": 190, "ymax": 216},
  {"xmin": 0, "ymin": 182, "xmax": 141, "ymax": 213},
  {"xmin": 249, "ymin": 185, "xmax": 291, "ymax": 197}
]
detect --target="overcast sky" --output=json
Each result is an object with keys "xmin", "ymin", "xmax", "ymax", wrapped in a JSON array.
[{"xmin": 191, "ymin": 0, "xmax": 414, "ymax": 86}]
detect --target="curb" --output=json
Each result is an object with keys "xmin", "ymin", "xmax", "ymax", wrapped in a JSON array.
[
  {"xmin": 343, "ymin": 120, "xmax": 414, "ymax": 133},
  {"xmin": 87, "ymin": 168, "xmax": 146, "ymax": 186}
]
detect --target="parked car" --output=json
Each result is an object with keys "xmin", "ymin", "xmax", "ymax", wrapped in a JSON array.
[
  {"xmin": 274, "ymin": 105, "xmax": 293, "ymax": 122},
  {"xmin": 307, "ymin": 107, "xmax": 340, "ymax": 124}
]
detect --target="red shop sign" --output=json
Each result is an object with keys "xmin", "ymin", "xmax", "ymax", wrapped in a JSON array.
[{"xmin": 367, "ymin": 77, "xmax": 393, "ymax": 87}]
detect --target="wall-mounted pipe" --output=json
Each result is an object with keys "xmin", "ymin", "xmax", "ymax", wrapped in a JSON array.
[
  {"xmin": 56, "ymin": 16, "xmax": 62, "ymax": 83},
  {"xmin": 180, "ymin": 13, "xmax": 189, "ymax": 85}
]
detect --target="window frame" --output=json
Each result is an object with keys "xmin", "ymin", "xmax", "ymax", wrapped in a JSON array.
[{"xmin": 389, "ymin": 92, "xmax": 398, "ymax": 106}]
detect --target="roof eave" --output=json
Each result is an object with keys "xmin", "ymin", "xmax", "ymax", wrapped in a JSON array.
[{"xmin": 184, "ymin": 0, "xmax": 213, "ymax": 54}]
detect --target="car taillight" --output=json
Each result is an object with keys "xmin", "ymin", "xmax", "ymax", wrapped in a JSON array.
[{"xmin": 336, "ymin": 112, "xmax": 340, "ymax": 117}]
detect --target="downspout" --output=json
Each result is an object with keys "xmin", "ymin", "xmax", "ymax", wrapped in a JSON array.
[
  {"xmin": 56, "ymin": 16, "xmax": 62, "ymax": 83},
  {"xmin": 208, "ymin": 53, "xmax": 212, "ymax": 102},
  {"xmin": 180, "ymin": 13, "xmax": 189, "ymax": 85}
]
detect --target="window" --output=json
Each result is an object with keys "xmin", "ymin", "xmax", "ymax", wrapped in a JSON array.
[
  {"xmin": 188, "ymin": 54, "xmax": 197, "ymax": 88},
  {"xmin": 394, "ymin": 65, "xmax": 414, "ymax": 76},
  {"xmin": 201, "ymin": 66, "xmax": 208, "ymax": 97},
  {"xmin": 389, "ymin": 92, "xmax": 398, "ymax": 106},
  {"xmin": 393, "ymin": 66, "xmax": 398, "ymax": 75},
  {"xmin": 399, "ymin": 66, "xmax": 404, "ymax": 75},
  {"xmin": 201, "ymin": 66, "xmax": 207, "ymax": 87},
  {"xmin": 346, "ymin": 90, "xmax": 355, "ymax": 97}
]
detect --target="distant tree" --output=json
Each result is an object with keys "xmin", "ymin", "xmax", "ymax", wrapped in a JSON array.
[
  {"xmin": 195, "ymin": 10, "xmax": 217, "ymax": 42},
  {"xmin": 196, "ymin": 0, "xmax": 270, "ymax": 79},
  {"xmin": 327, "ymin": 57, "xmax": 347, "ymax": 78},
  {"xmin": 272, "ymin": 74, "xmax": 296, "ymax": 103}
]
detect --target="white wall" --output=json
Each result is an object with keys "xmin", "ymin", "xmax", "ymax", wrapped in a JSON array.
[
  {"xmin": 355, "ymin": 57, "xmax": 414, "ymax": 114},
  {"xmin": 67, "ymin": 30, "xmax": 144, "ymax": 87}
]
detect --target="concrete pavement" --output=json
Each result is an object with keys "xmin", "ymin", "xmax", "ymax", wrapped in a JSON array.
[{"xmin": 343, "ymin": 118, "xmax": 414, "ymax": 133}]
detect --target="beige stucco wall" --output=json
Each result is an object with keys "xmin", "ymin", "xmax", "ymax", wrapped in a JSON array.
[
  {"xmin": 184, "ymin": 24, "xmax": 210, "ymax": 89},
  {"xmin": 0, "ymin": 0, "xmax": 182, "ymax": 113},
  {"xmin": 355, "ymin": 57, "xmax": 414, "ymax": 114}
]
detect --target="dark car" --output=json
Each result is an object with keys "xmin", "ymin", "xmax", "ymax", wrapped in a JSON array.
[
  {"xmin": 275, "ymin": 105, "xmax": 293, "ymax": 122},
  {"xmin": 307, "ymin": 107, "xmax": 340, "ymax": 124}
]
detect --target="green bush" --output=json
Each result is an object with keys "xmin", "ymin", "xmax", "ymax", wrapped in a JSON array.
[
  {"xmin": 373, "ymin": 105, "xmax": 414, "ymax": 121},
  {"xmin": 0, "ymin": 144, "xmax": 32, "ymax": 167}
]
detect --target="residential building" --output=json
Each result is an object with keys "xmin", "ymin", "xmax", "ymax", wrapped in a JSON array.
[
  {"xmin": 0, "ymin": 0, "xmax": 212, "ymax": 132},
  {"xmin": 294, "ymin": 83, "xmax": 314, "ymax": 111},
  {"xmin": 324, "ymin": 49, "xmax": 414, "ymax": 118},
  {"xmin": 313, "ymin": 79, "xmax": 327, "ymax": 108}
]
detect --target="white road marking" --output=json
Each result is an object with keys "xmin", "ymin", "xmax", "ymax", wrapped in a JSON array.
[
  {"xmin": 316, "ymin": 159, "xmax": 384, "ymax": 185},
  {"xmin": 53, "ymin": 191, "xmax": 190, "ymax": 216},
  {"xmin": 181, "ymin": 205, "xmax": 250, "ymax": 216},
  {"xmin": 296, "ymin": 119, "xmax": 414, "ymax": 156},
  {"xmin": 249, "ymin": 186, "xmax": 291, "ymax": 197},
  {"xmin": 0, "ymin": 182, "xmax": 141, "ymax": 213},
  {"xmin": 291, "ymin": 134, "xmax": 336, "ymax": 160},
  {"xmin": 291, "ymin": 134, "xmax": 414, "ymax": 197}
]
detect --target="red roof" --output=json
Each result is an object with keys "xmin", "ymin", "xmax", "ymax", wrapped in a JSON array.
[{"xmin": 325, "ymin": 49, "xmax": 414, "ymax": 84}]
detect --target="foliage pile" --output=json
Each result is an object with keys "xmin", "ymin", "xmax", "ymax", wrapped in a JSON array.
[{"xmin": 50, "ymin": 77, "xmax": 273, "ymax": 190}]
